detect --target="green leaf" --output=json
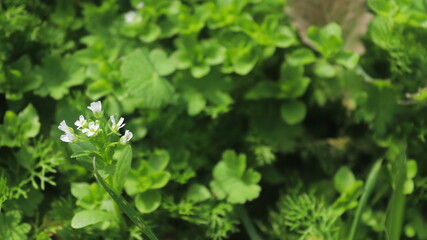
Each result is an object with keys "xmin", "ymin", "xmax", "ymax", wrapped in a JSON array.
[
  {"xmin": 93, "ymin": 158, "xmax": 158, "ymax": 240},
  {"xmin": 280, "ymin": 100, "xmax": 306, "ymax": 125},
  {"xmin": 186, "ymin": 183, "xmax": 212, "ymax": 202},
  {"xmin": 210, "ymin": 150, "xmax": 261, "ymax": 204},
  {"xmin": 113, "ymin": 145, "xmax": 133, "ymax": 192},
  {"xmin": 234, "ymin": 47, "xmax": 258, "ymax": 75},
  {"xmin": 121, "ymin": 49, "xmax": 175, "ymax": 108},
  {"xmin": 369, "ymin": 16, "xmax": 395, "ymax": 49},
  {"xmin": 314, "ymin": 60, "xmax": 336, "ymax": 78},
  {"xmin": 348, "ymin": 160, "xmax": 382, "ymax": 240},
  {"xmin": 71, "ymin": 210, "xmax": 115, "ymax": 229},
  {"xmin": 307, "ymin": 23, "xmax": 343, "ymax": 58},
  {"xmin": 34, "ymin": 55, "xmax": 85, "ymax": 100},
  {"xmin": 0, "ymin": 104, "xmax": 40, "ymax": 147},
  {"xmin": 135, "ymin": 190, "xmax": 162, "ymax": 214},
  {"xmin": 0, "ymin": 210, "xmax": 31, "ymax": 240},
  {"xmin": 386, "ymin": 152, "xmax": 407, "ymax": 240},
  {"xmin": 274, "ymin": 26, "xmax": 297, "ymax": 48},
  {"xmin": 287, "ymin": 48, "xmax": 317, "ymax": 66},
  {"xmin": 245, "ymin": 81, "xmax": 282, "ymax": 100},
  {"xmin": 86, "ymin": 80, "xmax": 113, "ymax": 100},
  {"xmin": 149, "ymin": 48, "xmax": 176, "ymax": 76},
  {"xmin": 147, "ymin": 150, "xmax": 170, "ymax": 171},
  {"xmin": 70, "ymin": 142, "xmax": 97, "ymax": 163},
  {"xmin": 403, "ymin": 179, "xmax": 414, "ymax": 195},
  {"xmin": 334, "ymin": 166, "xmax": 356, "ymax": 193},
  {"xmin": 335, "ymin": 51, "xmax": 359, "ymax": 69},
  {"xmin": 191, "ymin": 63, "xmax": 210, "ymax": 79},
  {"xmin": 368, "ymin": 0, "xmax": 394, "ymax": 15},
  {"xmin": 203, "ymin": 39, "xmax": 226, "ymax": 65},
  {"xmin": 149, "ymin": 172, "xmax": 171, "ymax": 189},
  {"xmin": 406, "ymin": 160, "xmax": 417, "ymax": 179},
  {"xmin": 17, "ymin": 104, "xmax": 40, "ymax": 140},
  {"xmin": 0, "ymin": 55, "xmax": 42, "ymax": 100},
  {"xmin": 280, "ymin": 63, "xmax": 311, "ymax": 98},
  {"xmin": 184, "ymin": 91, "xmax": 206, "ymax": 116}
]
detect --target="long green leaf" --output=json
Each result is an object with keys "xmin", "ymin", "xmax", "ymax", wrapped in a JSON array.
[
  {"xmin": 236, "ymin": 205, "xmax": 264, "ymax": 240},
  {"xmin": 348, "ymin": 160, "xmax": 382, "ymax": 240},
  {"xmin": 93, "ymin": 157, "xmax": 158, "ymax": 240},
  {"xmin": 385, "ymin": 152, "xmax": 407, "ymax": 240}
]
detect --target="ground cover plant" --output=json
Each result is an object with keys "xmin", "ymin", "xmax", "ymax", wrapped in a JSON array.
[{"xmin": 1, "ymin": 0, "xmax": 427, "ymax": 239}]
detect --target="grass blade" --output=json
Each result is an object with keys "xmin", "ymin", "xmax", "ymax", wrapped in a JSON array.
[
  {"xmin": 385, "ymin": 152, "xmax": 407, "ymax": 240},
  {"xmin": 348, "ymin": 160, "xmax": 382, "ymax": 240},
  {"xmin": 236, "ymin": 205, "xmax": 264, "ymax": 240},
  {"xmin": 93, "ymin": 157, "xmax": 158, "ymax": 240}
]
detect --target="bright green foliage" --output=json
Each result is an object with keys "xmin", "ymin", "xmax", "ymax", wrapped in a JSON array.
[
  {"xmin": 0, "ymin": 104, "xmax": 40, "ymax": 147},
  {"xmin": 121, "ymin": 48, "xmax": 175, "ymax": 109},
  {"xmin": 280, "ymin": 100, "xmax": 306, "ymax": 125},
  {"xmin": 71, "ymin": 209, "xmax": 116, "ymax": 229},
  {"xmin": 210, "ymin": 150, "xmax": 261, "ymax": 204},
  {"xmin": 2, "ymin": 0, "xmax": 427, "ymax": 239},
  {"xmin": 264, "ymin": 194, "xmax": 341, "ymax": 240},
  {"xmin": 333, "ymin": 166, "xmax": 357, "ymax": 194},
  {"xmin": 0, "ymin": 210, "xmax": 31, "ymax": 240}
]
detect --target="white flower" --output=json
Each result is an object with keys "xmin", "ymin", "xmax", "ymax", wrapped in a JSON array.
[
  {"xmin": 136, "ymin": 2, "xmax": 144, "ymax": 10},
  {"xmin": 60, "ymin": 131, "xmax": 76, "ymax": 143},
  {"xmin": 82, "ymin": 122, "xmax": 100, "ymax": 137},
  {"xmin": 110, "ymin": 116, "xmax": 125, "ymax": 132},
  {"xmin": 74, "ymin": 115, "xmax": 87, "ymax": 129},
  {"xmin": 124, "ymin": 11, "xmax": 142, "ymax": 24},
  {"xmin": 120, "ymin": 130, "xmax": 133, "ymax": 144},
  {"xmin": 58, "ymin": 120, "xmax": 71, "ymax": 132},
  {"xmin": 87, "ymin": 101, "xmax": 103, "ymax": 118}
]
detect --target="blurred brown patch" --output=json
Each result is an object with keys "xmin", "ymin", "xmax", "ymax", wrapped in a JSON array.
[{"xmin": 286, "ymin": 0, "xmax": 373, "ymax": 54}]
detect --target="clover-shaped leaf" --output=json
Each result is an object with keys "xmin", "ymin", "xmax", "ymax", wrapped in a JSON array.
[{"xmin": 210, "ymin": 150, "xmax": 261, "ymax": 204}]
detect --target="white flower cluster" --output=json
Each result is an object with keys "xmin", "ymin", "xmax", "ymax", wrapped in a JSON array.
[
  {"xmin": 124, "ymin": 2, "xmax": 144, "ymax": 24},
  {"xmin": 58, "ymin": 101, "xmax": 133, "ymax": 144}
]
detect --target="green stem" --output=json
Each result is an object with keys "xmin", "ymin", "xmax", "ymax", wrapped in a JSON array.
[{"xmin": 236, "ymin": 205, "xmax": 264, "ymax": 240}]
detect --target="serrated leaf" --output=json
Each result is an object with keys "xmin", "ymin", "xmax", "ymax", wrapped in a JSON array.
[
  {"xmin": 121, "ymin": 49, "xmax": 175, "ymax": 108},
  {"xmin": 34, "ymin": 55, "xmax": 85, "ymax": 100}
]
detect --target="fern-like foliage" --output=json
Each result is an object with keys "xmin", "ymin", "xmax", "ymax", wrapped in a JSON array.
[{"xmin": 263, "ymin": 193, "xmax": 341, "ymax": 240}]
